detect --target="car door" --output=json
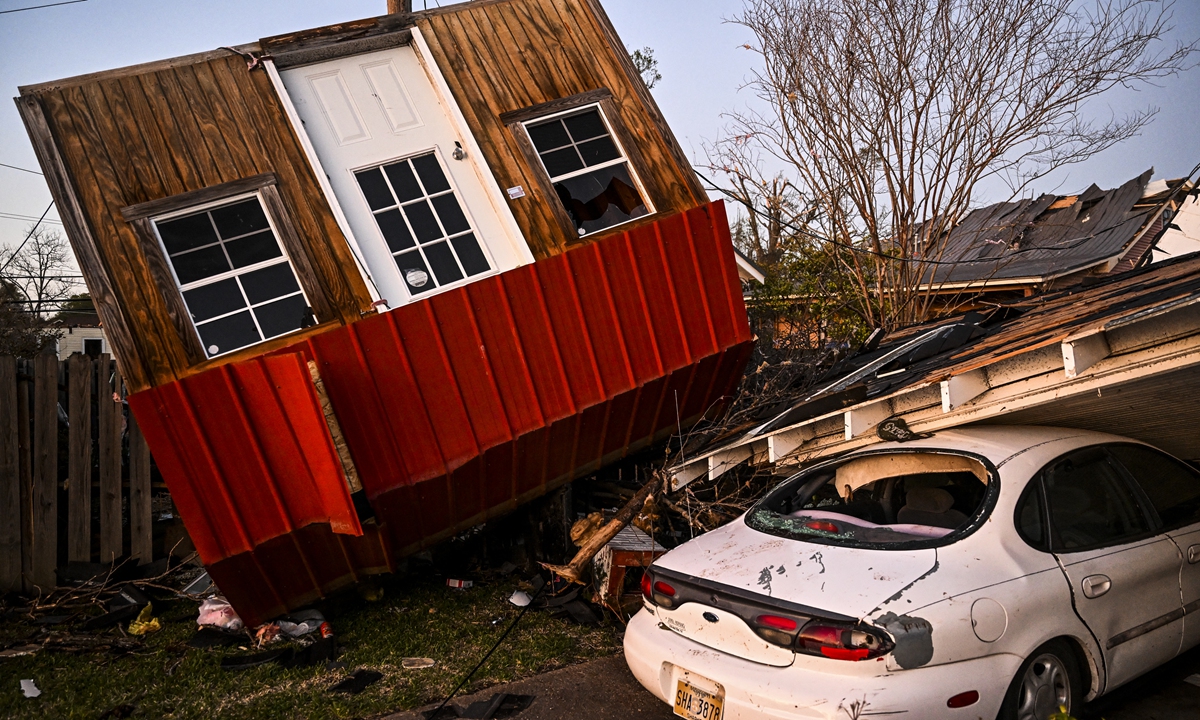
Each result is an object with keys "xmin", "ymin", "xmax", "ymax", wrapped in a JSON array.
[
  {"xmin": 1042, "ymin": 446, "xmax": 1183, "ymax": 691},
  {"xmin": 1107, "ymin": 444, "xmax": 1200, "ymax": 652}
]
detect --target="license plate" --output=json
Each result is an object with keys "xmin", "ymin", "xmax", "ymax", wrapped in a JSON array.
[{"xmin": 674, "ymin": 678, "xmax": 724, "ymax": 720}]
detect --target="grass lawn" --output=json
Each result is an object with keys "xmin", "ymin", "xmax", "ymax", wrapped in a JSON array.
[{"xmin": 0, "ymin": 570, "xmax": 623, "ymax": 719}]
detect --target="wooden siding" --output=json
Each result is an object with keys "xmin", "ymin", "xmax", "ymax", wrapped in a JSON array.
[
  {"xmin": 415, "ymin": 0, "xmax": 710, "ymax": 259},
  {"xmin": 18, "ymin": 53, "xmax": 375, "ymax": 393}
]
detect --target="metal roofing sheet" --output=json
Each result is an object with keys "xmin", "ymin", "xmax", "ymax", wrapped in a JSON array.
[{"xmin": 129, "ymin": 202, "xmax": 754, "ymax": 625}]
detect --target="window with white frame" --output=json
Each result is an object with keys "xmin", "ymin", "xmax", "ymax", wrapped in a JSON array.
[
  {"xmin": 153, "ymin": 195, "xmax": 313, "ymax": 358},
  {"xmin": 354, "ymin": 152, "xmax": 492, "ymax": 297},
  {"xmin": 524, "ymin": 106, "xmax": 649, "ymax": 236}
]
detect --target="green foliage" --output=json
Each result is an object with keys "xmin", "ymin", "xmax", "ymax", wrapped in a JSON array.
[
  {"xmin": 629, "ymin": 47, "xmax": 661, "ymax": 89},
  {"xmin": 0, "ymin": 279, "xmax": 59, "ymax": 357}
]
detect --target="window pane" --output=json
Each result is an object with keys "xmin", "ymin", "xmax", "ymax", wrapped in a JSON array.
[
  {"xmin": 578, "ymin": 136, "xmax": 620, "ymax": 167},
  {"xmin": 424, "ymin": 241, "xmax": 463, "ymax": 285},
  {"xmin": 553, "ymin": 164, "xmax": 647, "ymax": 235},
  {"xmin": 196, "ymin": 311, "xmax": 259, "ymax": 357},
  {"xmin": 158, "ymin": 213, "xmax": 219, "ymax": 255},
  {"xmin": 384, "ymin": 161, "xmax": 423, "ymax": 203},
  {"xmin": 355, "ymin": 168, "xmax": 395, "ymax": 211},
  {"xmin": 184, "ymin": 278, "xmax": 246, "ymax": 323},
  {"xmin": 450, "ymin": 234, "xmax": 490, "ymax": 277},
  {"xmin": 540, "ymin": 147, "xmax": 584, "ymax": 178},
  {"xmin": 224, "ymin": 230, "xmax": 282, "ymax": 268},
  {"xmin": 375, "ymin": 209, "xmax": 415, "ymax": 252},
  {"xmin": 254, "ymin": 294, "xmax": 310, "ymax": 339},
  {"xmin": 170, "ymin": 245, "xmax": 230, "ymax": 285},
  {"xmin": 1044, "ymin": 448, "xmax": 1151, "ymax": 550},
  {"xmin": 404, "ymin": 200, "xmax": 443, "ymax": 244},
  {"xmin": 1109, "ymin": 445, "xmax": 1200, "ymax": 528},
  {"xmin": 412, "ymin": 154, "xmax": 451, "ymax": 194},
  {"xmin": 563, "ymin": 109, "xmax": 607, "ymax": 142},
  {"xmin": 431, "ymin": 194, "xmax": 470, "ymax": 236},
  {"xmin": 210, "ymin": 199, "xmax": 269, "ymax": 239},
  {"xmin": 527, "ymin": 119, "xmax": 571, "ymax": 153},
  {"xmin": 1015, "ymin": 481, "xmax": 1047, "ymax": 551},
  {"xmin": 394, "ymin": 250, "xmax": 433, "ymax": 295},
  {"xmin": 240, "ymin": 262, "xmax": 301, "ymax": 305}
]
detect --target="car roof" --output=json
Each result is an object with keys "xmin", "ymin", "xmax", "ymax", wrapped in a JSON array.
[{"xmin": 849, "ymin": 424, "xmax": 1148, "ymax": 469}]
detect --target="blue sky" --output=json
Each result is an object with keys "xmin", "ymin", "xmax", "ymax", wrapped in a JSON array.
[{"xmin": 2, "ymin": 0, "xmax": 1197, "ymax": 260}]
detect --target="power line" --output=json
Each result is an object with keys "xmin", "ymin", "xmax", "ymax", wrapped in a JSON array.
[
  {"xmin": 0, "ymin": 212, "xmax": 63, "ymax": 225},
  {"xmin": 0, "ymin": 201, "xmax": 54, "ymax": 274},
  {"xmin": 0, "ymin": 162, "xmax": 42, "ymax": 175},
  {"xmin": 0, "ymin": 0, "xmax": 88, "ymax": 15}
]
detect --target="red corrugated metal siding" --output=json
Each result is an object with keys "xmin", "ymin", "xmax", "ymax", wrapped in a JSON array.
[{"xmin": 129, "ymin": 201, "xmax": 753, "ymax": 625}]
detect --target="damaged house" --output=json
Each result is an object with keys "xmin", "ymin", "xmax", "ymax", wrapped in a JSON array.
[{"xmin": 16, "ymin": 0, "xmax": 753, "ymax": 624}]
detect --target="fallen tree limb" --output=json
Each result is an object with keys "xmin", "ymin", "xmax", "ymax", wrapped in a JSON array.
[{"xmin": 541, "ymin": 474, "xmax": 659, "ymax": 584}]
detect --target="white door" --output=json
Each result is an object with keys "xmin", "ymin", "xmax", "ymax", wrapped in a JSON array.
[{"xmin": 281, "ymin": 45, "xmax": 528, "ymax": 307}]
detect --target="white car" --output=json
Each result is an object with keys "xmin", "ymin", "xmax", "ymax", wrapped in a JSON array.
[{"xmin": 624, "ymin": 426, "xmax": 1200, "ymax": 720}]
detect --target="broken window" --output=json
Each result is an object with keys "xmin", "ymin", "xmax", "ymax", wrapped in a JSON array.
[
  {"xmin": 153, "ymin": 195, "xmax": 313, "ymax": 358},
  {"xmin": 524, "ymin": 106, "xmax": 650, "ymax": 236},
  {"xmin": 354, "ymin": 151, "xmax": 492, "ymax": 297},
  {"xmin": 747, "ymin": 451, "xmax": 994, "ymax": 548}
]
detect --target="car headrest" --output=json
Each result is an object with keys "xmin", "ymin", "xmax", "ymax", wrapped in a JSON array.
[{"xmin": 904, "ymin": 487, "xmax": 955, "ymax": 514}]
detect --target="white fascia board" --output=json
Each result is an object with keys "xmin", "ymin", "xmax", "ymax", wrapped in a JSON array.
[
  {"xmin": 707, "ymin": 446, "xmax": 754, "ymax": 481},
  {"xmin": 734, "ymin": 253, "xmax": 766, "ymax": 284},
  {"xmin": 1062, "ymin": 330, "xmax": 1111, "ymax": 379},
  {"xmin": 669, "ymin": 460, "xmax": 710, "ymax": 492},
  {"xmin": 767, "ymin": 425, "xmax": 816, "ymax": 463},
  {"xmin": 941, "ymin": 369, "xmax": 989, "ymax": 412},
  {"xmin": 844, "ymin": 399, "xmax": 892, "ymax": 439}
]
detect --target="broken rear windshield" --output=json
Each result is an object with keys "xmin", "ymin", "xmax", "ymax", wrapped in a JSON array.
[{"xmin": 746, "ymin": 450, "xmax": 998, "ymax": 549}]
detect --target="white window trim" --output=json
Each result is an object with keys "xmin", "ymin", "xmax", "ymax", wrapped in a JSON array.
[
  {"xmin": 150, "ymin": 190, "xmax": 314, "ymax": 358},
  {"xmin": 521, "ymin": 102, "xmax": 656, "ymax": 236},
  {"xmin": 349, "ymin": 147, "xmax": 502, "ymax": 302}
]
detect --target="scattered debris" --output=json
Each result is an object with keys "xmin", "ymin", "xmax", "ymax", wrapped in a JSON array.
[
  {"xmin": 82, "ymin": 604, "xmax": 140, "ymax": 631},
  {"xmin": 127, "ymin": 603, "xmax": 161, "ymax": 635},
  {"xmin": 446, "ymin": 579, "xmax": 474, "ymax": 589},
  {"xmin": 109, "ymin": 584, "xmax": 150, "ymax": 611},
  {"xmin": 220, "ymin": 636, "xmax": 338, "ymax": 671},
  {"xmin": 20, "ymin": 679, "xmax": 40, "ymax": 698},
  {"xmin": 358, "ymin": 582, "xmax": 384, "ymax": 602},
  {"xmin": 1186, "ymin": 674, "xmax": 1200, "ymax": 688},
  {"xmin": 188, "ymin": 627, "xmax": 243, "ymax": 649},
  {"xmin": 330, "ymin": 669, "xmax": 383, "ymax": 694},
  {"xmin": 542, "ymin": 476, "xmax": 658, "ymax": 584},
  {"xmin": 197, "ymin": 596, "xmax": 243, "ymax": 631},
  {"xmin": 402, "ymin": 657, "xmax": 436, "ymax": 669},
  {"xmin": 182, "ymin": 570, "xmax": 214, "ymax": 596},
  {"xmin": 278, "ymin": 609, "xmax": 326, "ymax": 637},
  {"xmin": 254, "ymin": 623, "xmax": 281, "ymax": 647},
  {"xmin": 0, "ymin": 645, "xmax": 40, "ymax": 658},
  {"xmin": 507, "ymin": 590, "xmax": 532, "ymax": 607}
]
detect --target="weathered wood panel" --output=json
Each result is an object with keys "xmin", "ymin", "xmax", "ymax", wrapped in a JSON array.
[
  {"xmin": 67, "ymin": 354, "xmax": 93, "ymax": 563},
  {"xmin": 31, "ymin": 354, "xmax": 58, "ymax": 591},
  {"xmin": 0, "ymin": 358, "xmax": 20, "ymax": 592},
  {"xmin": 129, "ymin": 412, "xmax": 153, "ymax": 563},
  {"xmin": 417, "ymin": 0, "xmax": 709, "ymax": 259},
  {"xmin": 21, "ymin": 52, "xmax": 375, "ymax": 393},
  {"xmin": 98, "ymin": 356, "xmax": 123, "ymax": 562}
]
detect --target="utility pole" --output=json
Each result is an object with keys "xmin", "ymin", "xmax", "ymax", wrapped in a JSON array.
[{"xmin": 387, "ymin": 0, "xmax": 412, "ymax": 13}]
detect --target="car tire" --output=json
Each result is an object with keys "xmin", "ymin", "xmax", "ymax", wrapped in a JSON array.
[{"xmin": 997, "ymin": 639, "xmax": 1083, "ymax": 720}]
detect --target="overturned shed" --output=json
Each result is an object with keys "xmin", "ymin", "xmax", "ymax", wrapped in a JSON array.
[
  {"xmin": 17, "ymin": 0, "xmax": 752, "ymax": 623},
  {"xmin": 672, "ymin": 251, "xmax": 1200, "ymax": 489}
]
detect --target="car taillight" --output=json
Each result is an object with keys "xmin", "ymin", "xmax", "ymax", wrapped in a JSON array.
[
  {"xmin": 796, "ymin": 621, "xmax": 892, "ymax": 661},
  {"xmin": 751, "ymin": 614, "xmax": 801, "ymax": 646},
  {"xmin": 641, "ymin": 571, "xmax": 677, "ymax": 608}
]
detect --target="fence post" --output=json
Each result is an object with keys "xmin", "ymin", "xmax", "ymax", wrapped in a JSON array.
[
  {"xmin": 98, "ymin": 354, "xmax": 122, "ymax": 562},
  {"xmin": 129, "ymin": 411, "xmax": 151, "ymax": 563},
  {"xmin": 17, "ymin": 360, "xmax": 33, "ymax": 592},
  {"xmin": 67, "ymin": 354, "xmax": 94, "ymax": 563},
  {"xmin": 0, "ymin": 358, "xmax": 20, "ymax": 592},
  {"xmin": 31, "ymin": 352, "xmax": 58, "ymax": 592}
]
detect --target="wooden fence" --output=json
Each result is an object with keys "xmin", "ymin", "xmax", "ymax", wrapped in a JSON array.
[{"xmin": 0, "ymin": 353, "xmax": 158, "ymax": 594}]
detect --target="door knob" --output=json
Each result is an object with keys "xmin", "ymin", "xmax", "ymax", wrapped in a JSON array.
[
  {"xmin": 1188, "ymin": 545, "xmax": 1200, "ymax": 565},
  {"xmin": 1082, "ymin": 575, "xmax": 1111, "ymax": 599}
]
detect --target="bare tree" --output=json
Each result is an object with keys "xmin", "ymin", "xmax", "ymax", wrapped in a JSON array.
[
  {"xmin": 0, "ymin": 226, "xmax": 80, "ymax": 318},
  {"xmin": 729, "ymin": 0, "xmax": 1197, "ymax": 328}
]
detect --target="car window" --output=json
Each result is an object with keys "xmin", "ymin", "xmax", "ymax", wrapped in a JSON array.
[
  {"xmin": 746, "ymin": 451, "xmax": 995, "ymax": 549},
  {"xmin": 1043, "ymin": 447, "xmax": 1152, "ymax": 551},
  {"xmin": 1014, "ymin": 479, "xmax": 1049, "ymax": 551},
  {"xmin": 1108, "ymin": 444, "xmax": 1200, "ymax": 529}
]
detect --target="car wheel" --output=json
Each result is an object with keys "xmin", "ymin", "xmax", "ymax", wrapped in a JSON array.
[{"xmin": 998, "ymin": 640, "xmax": 1082, "ymax": 720}]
